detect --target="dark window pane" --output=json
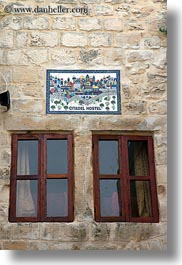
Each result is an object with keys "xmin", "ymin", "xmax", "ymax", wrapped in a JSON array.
[
  {"xmin": 47, "ymin": 139, "xmax": 68, "ymax": 174},
  {"xmin": 128, "ymin": 141, "xmax": 149, "ymax": 176},
  {"xmin": 130, "ymin": 181, "xmax": 152, "ymax": 217},
  {"xmin": 100, "ymin": 179, "xmax": 121, "ymax": 217},
  {"xmin": 46, "ymin": 179, "xmax": 68, "ymax": 217},
  {"xmin": 16, "ymin": 180, "xmax": 37, "ymax": 217},
  {"xmin": 99, "ymin": 140, "xmax": 119, "ymax": 174},
  {"xmin": 17, "ymin": 140, "xmax": 38, "ymax": 175}
]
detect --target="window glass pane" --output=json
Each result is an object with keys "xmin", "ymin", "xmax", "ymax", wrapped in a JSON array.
[
  {"xmin": 17, "ymin": 140, "xmax": 38, "ymax": 175},
  {"xmin": 128, "ymin": 141, "xmax": 149, "ymax": 176},
  {"xmin": 46, "ymin": 179, "xmax": 68, "ymax": 217},
  {"xmin": 16, "ymin": 180, "xmax": 37, "ymax": 217},
  {"xmin": 130, "ymin": 181, "xmax": 152, "ymax": 217},
  {"xmin": 100, "ymin": 179, "xmax": 121, "ymax": 217},
  {"xmin": 47, "ymin": 140, "xmax": 67, "ymax": 174},
  {"xmin": 99, "ymin": 140, "xmax": 119, "ymax": 174}
]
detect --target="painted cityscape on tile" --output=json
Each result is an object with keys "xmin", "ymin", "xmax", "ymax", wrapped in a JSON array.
[{"xmin": 46, "ymin": 70, "xmax": 121, "ymax": 114}]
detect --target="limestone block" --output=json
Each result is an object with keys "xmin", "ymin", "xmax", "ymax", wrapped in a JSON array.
[
  {"xmin": 79, "ymin": 49, "xmax": 102, "ymax": 65},
  {"xmin": 0, "ymin": 50, "xmax": 6, "ymax": 65},
  {"xmin": 126, "ymin": 62, "xmax": 149, "ymax": 75},
  {"xmin": 149, "ymin": 100, "xmax": 167, "ymax": 114},
  {"xmin": 4, "ymin": 115, "xmax": 46, "ymax": 131},
  {"xmin": 0, "ymin": 31, "xmax": 13, "ymax": 48},
  {"xmin": 127, "ymin": 50, "xmax": 153, "ymax": 62},
  {"xmin": 0, "ymin": 16, "xmax": 23, "ymax": 30},
  {"xmin": 51, "ymin": 48, "xmax": 78, "ymax": 65},
  {"xmin": 124, "ymin": 100, "xmax": 147, "ymax": 114},
  {"xmin": 126, "ymin": 20, "xmax": 145, "ymax": 31},
  {"xmin": 79, "ymin": 18, "xmax": 101, "ymax": 31},
  {"xmin": 24, "ymin": 16, "xmax": 49, "ymax": 29},
  {"xmin": 147, "ymin": 72, "xmax": 167, "ymax": 84},
  {"xmin": 89, "ymin": 33, "xmax": 112, "ymax": 47},
  {"xmin": 52, "ymin": 17, "xmax": 76, "ymax": 30},
  {"xmin": 13, "ymin": 67, "xmax": 38, "ymax": 83},
  {"xmin": 152, "ymin": 48, "xmax": 167, "ymax": 69},
  {"xmin": 0, "ymin": 205, "xmax": 8, "ymax": 222},
  {"xmin": 104, "ymin": 18, "xmax": 123, "ymax": 31},
  {"xmin": 144, "ymin": 36, "xmax": 161, "ymax": 49},
  {"xmin": 7, "ymin": 49, "xmax": 29, "ymax": 65},
  {"xmin": 148, "ymin": 239, "xmax": 162, "ymax": 250},
  {"xmin": 62, "ymin": 32, "xmax": 87, "ymax": 47},
  {"xmin": 0, "ymin": 150, "xmax": 11, "ymax": 167},
  {"xmin": 12, "ymin": 99, "xmax": 44, "ymax": 114},
  {"xmin": 0, "ymin": 133, "xmax": 10, "ymax": 147},
  {"xmin": 156, "ymin": 165, "xmax": 167, "ymax": 184},
  {"xmin": 138, "ymin": 84, "xmax": 166, "ymax": 99},
  {"xmin": 94, "ymin": 5, "xmax": 114, "ymax": 16},
  {"xmin": 16, "ymin": 32, "xmax": 29, "ymax": 47},
  {"xmin": 41, "ymin": 223, "xmax": 88, "ymax": 242},
  {"xmin": 91, "ymin": 223, "xmax": 110, "ymax": 241},
  {"xmin": 114, "ymin": 32, "xmax": 141, "ymax": 48},
  {"xmin": 0, "ymin": 167, "xmax": 10, "ymax": 180},
  {"xmin": 25, "ymin": 49, "xmax": 48, "ymax": 65},
  {"xmin": 103, "ymin": 48, "xmax": 124, "ymax": 66},
  {"xmin": 143, "ymin": 116, "xmax": 167, "ymax": 131},
  {"xmin": 30, "ymin": 32, "xmax": 58, "ymax": 47},
  {"xmin": 155, "ymin": 146, "xmax": 167, "ymax": 165}
]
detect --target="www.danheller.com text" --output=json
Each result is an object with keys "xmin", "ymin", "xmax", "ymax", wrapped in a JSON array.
[{"xmin": 3, "ymin": 4, "xmax": 89, "ymax": 15}]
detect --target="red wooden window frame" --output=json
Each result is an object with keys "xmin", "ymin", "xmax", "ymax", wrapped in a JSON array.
[
  {"xmin": 92, "ymin": 135, "xmax": 159, "ymax": 223},
  {"xmin": 9, "ymin": 133, "xmax": 74, "ymax": 222}
]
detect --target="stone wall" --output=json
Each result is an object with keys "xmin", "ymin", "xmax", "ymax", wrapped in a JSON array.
[{"xmin": 0, "ymin": 0, "xmax": 167, "ymax": 250}]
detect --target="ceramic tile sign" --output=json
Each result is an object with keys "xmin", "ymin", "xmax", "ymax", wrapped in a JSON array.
[{"xmin": 46, "ymin": 70, "xmax": 121, "ymax": 114}]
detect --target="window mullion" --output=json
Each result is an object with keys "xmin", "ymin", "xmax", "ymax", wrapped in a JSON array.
[
  {"xmin": 121, "ymin": 136, "xmax": 130, "ymax": 222},
  {"xmin": 39, "ymin": 134, "xmax": 46, "ymax": 222}
]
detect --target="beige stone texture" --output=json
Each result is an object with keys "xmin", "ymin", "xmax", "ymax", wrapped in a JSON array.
[{"xmin": 0, "ymin": 0, "xmax": 167, "ymax": 251}]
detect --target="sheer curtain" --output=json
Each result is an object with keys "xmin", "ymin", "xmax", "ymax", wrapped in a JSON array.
[
  {"xmin": 134, "ymin": 142, "xmax": 152, "ymax": 217},
  {"xmin": 16, "ymin": 142, "xmax": 36, "ymax": 217}
]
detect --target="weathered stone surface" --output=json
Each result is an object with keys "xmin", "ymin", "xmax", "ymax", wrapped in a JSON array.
[
  {"xmin": 0, "ymin": 50, "xmax": 6, "ymax": 65},
  {"xmin": 144, "ymin": 36, "xmax": 161, "ymax": 49},
  {"xmin": 24, "ymin": 16, "xmax": 49, "ymax": 29},
  {"xmin": 7, "ymin": 49, "xmax": 29, "ymax": 65},
  {"xmin": 0, "ymin": 16, "xmax": 22, "ymax": 30},
  {"xmin": 41, "ymin": 223, "xmax": 88, "ymax": 242},
  {"xmin": 30, "ymin": 32, "xmax": 58, "ymax": 47},
  {"xmin": 51, "ymin": 49, "xmax": 78, "ymax": 65},
  {"xmin": 149, "ymin": 100, "xmax": 167, "ymax": 114},
  {"xmin": 127, "ymin": 50, "xmax": 153, "ymax": 62},
  {"xmin": 25, "ymin": 49, "xmax": 48, "ymax": 65},
  {"xmin": 104, "ymin": 18, "xmax": 123, "ymax": 31},
  {"xmin": 13, "ymin": 67, "xmax": 39, "ymax": 83},
  {"xmin": 94, "ymin": 5, "xmax": 114, "ymax": 16},
  {"xmin": 103, "ymin": 48, "xmax": 124, "ymax": 65},
  {"xmin": 89, "ymin": 33, "xmax": 112, "ymax": 47},
  {"xmin": 79, "ymin": 18, "xmax": 101, "ymax": 31},
  {"xmin": 124, "ymin": 100, "xmax": 147, "ymax": 114},
  {"xmin": 62, "ymin": 32, "xmax": 87, "ymax": 47},
  {"xmin": 0, "ymin": 31, "xmax": 13, "ymax": 48},
  {"xmin": 79, "ymin": 49, "xmax": 102, "ymax": 65},
  {"xmin": 114, "ymin": 32, "xmax": 141, "ymax": 48},
  {"xmin": 52, "ymin": 17, "xmax": 76, "ymax": 30},
  {"xmin": 16, "ymin": 32, "xmax": 29, "ymax": 47},
  {"xmin": 12, "ymin": 99, "xmax": 44, "ymax": 114}
]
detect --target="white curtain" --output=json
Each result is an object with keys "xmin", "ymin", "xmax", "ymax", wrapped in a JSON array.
[{"xmin": 16, "ymin": 142, "xmax": 36, "ymax": 217}]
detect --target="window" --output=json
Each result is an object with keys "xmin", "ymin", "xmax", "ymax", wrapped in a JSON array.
[
  {"xmin": 92, "ymin": 135, "xmax": 159, "ymax": 223},
  {"xmin": 9, "ymin": 133, "xmax": 74, "ymax": 222}
]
